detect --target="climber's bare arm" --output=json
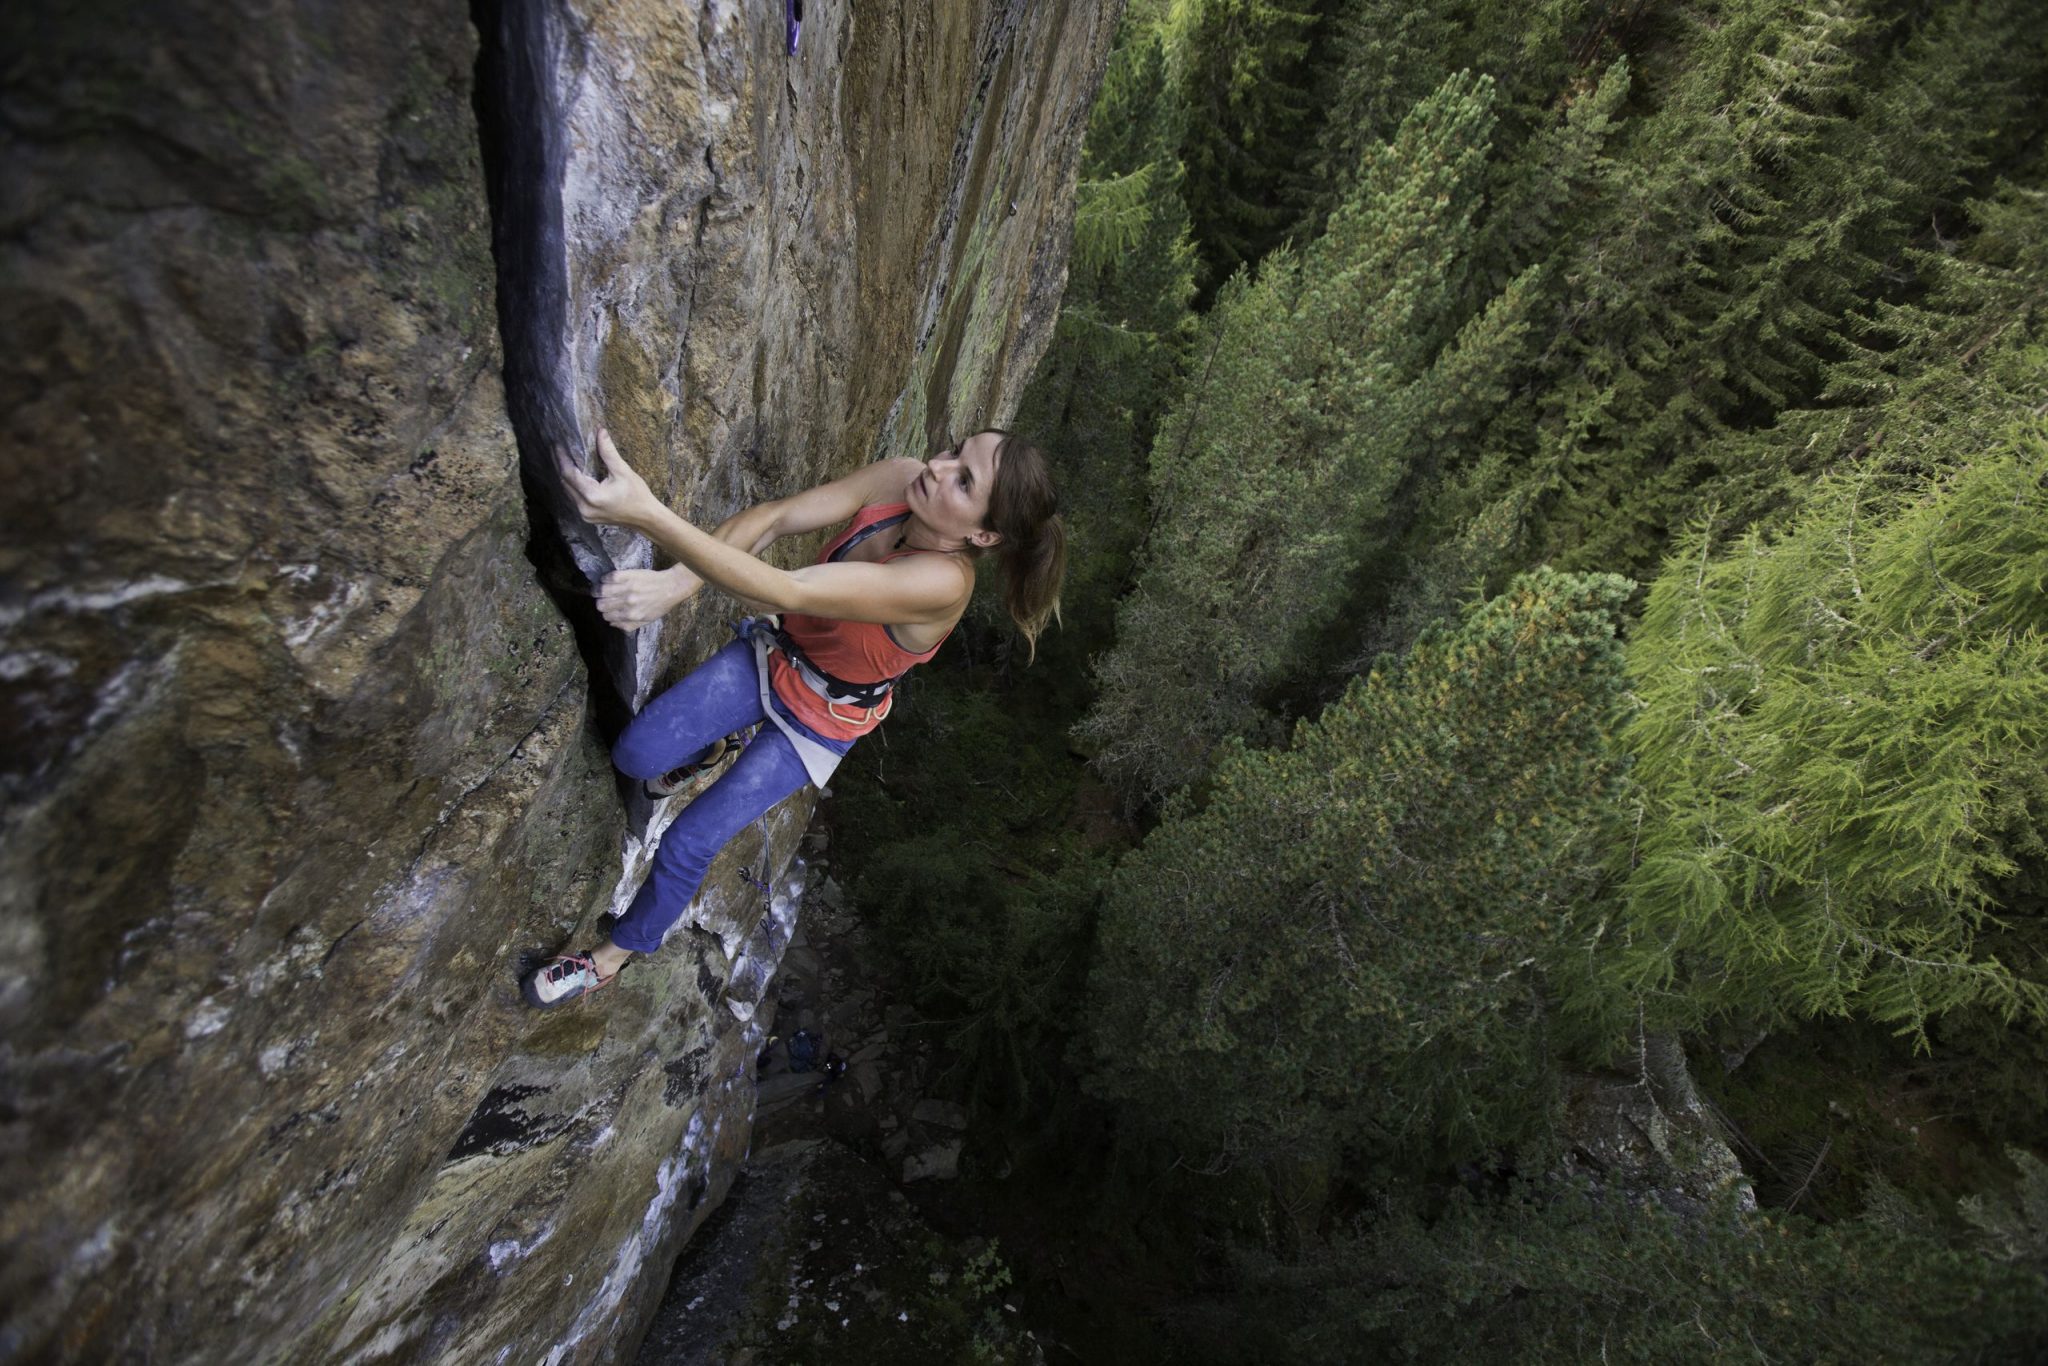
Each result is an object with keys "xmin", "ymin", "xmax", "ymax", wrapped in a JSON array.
[
  {"xmin": 560, "ymin": 432, "xmax": 960, "ymax": 626},
  {"xmin": 757, "ymin": 456, "xmax": 925, "ymax": 539},
  {"xmin": 585, "ymin": 442, "xmax": 922, "ymax": 629}
]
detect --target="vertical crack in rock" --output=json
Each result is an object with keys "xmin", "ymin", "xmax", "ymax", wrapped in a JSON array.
[{"xmin": 470, "ymin": 0, "xmax": 642, "ymax": 763}]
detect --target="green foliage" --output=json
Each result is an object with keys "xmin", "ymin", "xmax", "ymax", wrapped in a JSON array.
[
  {"xmin": 1357, "ymin": 0, "xmax": 2048, "ymax": 667},
  {"xmin": 1464, "ymin": 54, "xmax": 1631, "ymax": 308},
  {"xmin": 775, "ymin": 1229, "xmax": 1037, "ymax": 1365},
  {"xmin": 1827, "ymin": 152, "xmax": 2048, "ymax": 471},
  {"xmin": 835, "ymin": 668, "xmax": 1106, "ymax": 1125},
  {"xmin": 1688, "ymin": 1015, "xmax": 2034, "ymax": 1215},
  {"xmin": 1070, "ymin": 163, "xmax": 1162, "ymax": 276},
  {"xmin": 1095, "ymin": 3, "xmax": 2048, "ymax": 788},
  {"xmin": 1603, "ymin": 428, "xmax": 2048, "ymax": 1043},
  {"xmin": 1961, "ymin": 1149, "xmax": 2048, "ymax": 1266},
  {"xmin": 1187, "ymin": 1180, "xmax": 2048, "ymax": 1364},
  {"xmin": 1929, "ymin": 996, "xmax": 2048, "ymax": 1145},
  {"xmin": 1346, "ymin": 58, "xmax": 1635, "ymax": 664},
  {"xmin": 1086, "ymin": 570, "xmax": 1631, "ymax": 1166},
  {"xmin": 1015, "ymin": 18, "xmax": 1197, "ymax": 634},
  {"xmin": 1303, "ymin": 0, "xmax": 1609, "ymax": 238},
  {"xmin": 1168, "ymin": 0, "xmax": 1326, "ymax": 291},
  {"xmin": 1299, "ymin": 0, "xmax": 1467, "ymax": 208},
  {"xmin": 897, "ymin": 1237, "xmax": 1032, "ymax": 1365},
  {"xmin": 1084, "ymin": 72, "xmax": 1552, "ymax": 796},
  {"xmin": 1527, "ymin": 0, "xmax": 2043, "ymax": 563},
  {"xmin": 833, "ymin": 8, "xmax": 2048, "ymax": 1352}
]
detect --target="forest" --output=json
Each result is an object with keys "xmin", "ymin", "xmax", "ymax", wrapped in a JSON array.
[{"xmin": 829, "ymin": 0, "xmax": 2048, "ymax": 1360}]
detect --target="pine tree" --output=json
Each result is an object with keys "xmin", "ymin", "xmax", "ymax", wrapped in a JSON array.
[{"xmin": 1086, "ymin": 570, "xmax": 1631, "ymax": 1166}]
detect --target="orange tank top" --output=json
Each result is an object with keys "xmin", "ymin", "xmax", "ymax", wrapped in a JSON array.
[{"xmin": 769, "ymin": 502, "xmax": 960, "ymax": 741}]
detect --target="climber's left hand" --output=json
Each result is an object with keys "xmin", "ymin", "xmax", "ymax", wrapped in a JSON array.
[{"xmin": 555, "ymin": 428, "xmax": 662, "ymax": 530}]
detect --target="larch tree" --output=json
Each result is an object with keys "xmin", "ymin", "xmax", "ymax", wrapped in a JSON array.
[{"xmin": 1598, "ymin": 423, "xmax": 2048, "ymax": 1043}]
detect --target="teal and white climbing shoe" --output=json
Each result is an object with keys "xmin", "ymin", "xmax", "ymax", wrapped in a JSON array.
[{"xmin": 520, "ymin": 950, "xmax": 618, "ymax": 1009}]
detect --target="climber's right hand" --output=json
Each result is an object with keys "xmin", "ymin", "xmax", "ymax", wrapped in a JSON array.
[
  {"xmin": 557, "ymin": 428, "xmax": 662, "ymax": 530},
  {"xmin": 597, "ymin": 565, "xmax": 702, "ymax": 631}
]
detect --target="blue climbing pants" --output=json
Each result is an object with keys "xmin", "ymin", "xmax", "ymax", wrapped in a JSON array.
[{"xmin": 608, "ymin": 639, "xmax": 850, "ymax": 954}]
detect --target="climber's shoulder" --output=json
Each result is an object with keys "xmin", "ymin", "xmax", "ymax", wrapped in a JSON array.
[{"xmin": 766, "ymin": 458, "xmax": 920, "ymax": 539}]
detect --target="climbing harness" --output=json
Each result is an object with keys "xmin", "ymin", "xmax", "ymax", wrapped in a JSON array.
[
  {"xmin": 733, "ymin": 617, "xmax": 864, "ymax": 788},
  {"xmin": 744, "ymin": 614, "xmax": 901, "ymax": 716}
]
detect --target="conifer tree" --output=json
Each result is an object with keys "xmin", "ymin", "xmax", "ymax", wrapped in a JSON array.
[
  {"xmin": 1498, "ymin": 0, "xmax": 2046, "ymax": 575},
  {"xmin": 1087, "ymin": 570, "xmax": 1631, "ymax": 1165},
  {"xmin": 1014, "ymin": 18, "xmax": 1198, "ymax": 630},
  {"xmin": 1312, "ymin": 0, "xmax": 2048, "ymax": 713},
  {"xmin": 1830, "ymin": 146, "xmax": 2048, "ymax": 470},
  {"xmin": 1356, "ymin": 59, "xmax": 1635, "ymax": 660},
  {"xmin": 1598, "ymin": 422, "xmax": 2048, "ymax": 1043},
  {"xmin": 1299, "ymin": 0, "xmax": 1466, "ymax": 216},
  {"xmin": 1464, "ymin": 56, "xmax": 1631, "ymax": 306},
  {"xmin": 1190, "ymin": 1179, "xmax": 2048, "ymax": 1364},
  {"xmin": 1170, "ymin": 0, "xmax": 1325, "ymax": 293},
  {"xmin": 1083, "ymin": 72, "xmax": 1548, "ymax": 797}
]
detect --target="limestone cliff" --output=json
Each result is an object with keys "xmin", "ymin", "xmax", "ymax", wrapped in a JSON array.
[{"xmin": 0, "ymin": 1, "xmax": 1115, "ymax": 1360}]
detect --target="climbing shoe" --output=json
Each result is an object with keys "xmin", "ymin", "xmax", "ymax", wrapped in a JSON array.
[
  {"xmin": 647, "ymin": 727, "xmax": 759, "ymax": 799},
  {"xmin": 646, "ymin": 735, "xmax": 735, "ymax": 799},
  {"xmin": 520, "ymin": 950, "xmax": 619, "ymax": 1009}
]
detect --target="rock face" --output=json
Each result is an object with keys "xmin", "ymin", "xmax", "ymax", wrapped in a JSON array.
[
  {"xmin": 1558, "ymin": 1036, "xmax": 1754, "ymax": 1216},
  {"xmin": 0, "ymin": 1, "xmax": 1114, "ymax": 1360}
]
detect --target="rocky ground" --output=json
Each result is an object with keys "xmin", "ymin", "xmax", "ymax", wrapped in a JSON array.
[
  {"xmin": 750, "ymin": 828, "xmax": 973, "ymax": 1182},
  {"xmin": 634, "ymin": 822, "xmax": 1043, "ymax": 1365}
]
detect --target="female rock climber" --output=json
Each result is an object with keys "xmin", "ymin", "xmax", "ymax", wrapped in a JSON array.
[{"xmin": 521, "ymin": 426, "xmax": 1065, "ymax": 1007}]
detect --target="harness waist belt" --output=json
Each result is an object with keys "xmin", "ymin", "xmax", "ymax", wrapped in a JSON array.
[{"xmin": 748, "ymin": 616, "xmax": 900, "ymax": 709}]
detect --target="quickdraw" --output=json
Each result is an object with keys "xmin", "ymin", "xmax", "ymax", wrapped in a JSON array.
[{"xmin": 737, "ymin": 864, "xmax": 774, "ymax": 903}]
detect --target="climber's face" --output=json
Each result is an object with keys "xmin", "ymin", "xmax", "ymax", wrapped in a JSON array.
[{"xmin": 910, "ymin": 431, "xmax": 1002, "ymax": 550}]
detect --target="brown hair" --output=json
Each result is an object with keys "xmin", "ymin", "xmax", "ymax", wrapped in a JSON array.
[{"xmin": 973, "ymin": 429, "xmax": 1066, "ymax": 662}]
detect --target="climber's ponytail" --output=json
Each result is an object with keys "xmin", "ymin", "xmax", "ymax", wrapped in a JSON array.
[{"xmin": 978, "ymin": 430, "xmax": 1065, "ymax": 663}]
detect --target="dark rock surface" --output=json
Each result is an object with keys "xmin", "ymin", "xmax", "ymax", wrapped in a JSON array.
[
  {"xmin": 1558, "ymin": 1034, "xmax": 1754, "ymax": 1214},
  {"xmin": 626, "ymin": 816, "xmax": 1044, "ymax": 1362},
  {"xmin": 634, "ymin": 1138, "xmax": 1043, "ymax": 1366},
  {"xmin": 742, "ymin": 855, "xmax": 988, "ymax": 1186},
  {"xmin": 0, "ymin": 1, "xmax": 1114, "ymax": 1360}
]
